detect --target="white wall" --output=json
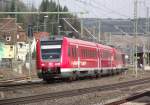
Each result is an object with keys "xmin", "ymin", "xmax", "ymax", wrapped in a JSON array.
[{"xmin": 17, "ymin": 42, "xmax": 28, "ymax": 61}]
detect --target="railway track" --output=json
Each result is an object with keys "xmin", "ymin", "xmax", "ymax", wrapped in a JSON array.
[
  {"xmin": 0, "ymin": 74, "xmax": 126, "ymax": 91},
  {"xmin": 0, "ymin": 79, "xmax": 44, "ymax": 91},
  {"xmin": 105, "ymin": 91, "xmax": 150, "ymax": 105},
  {"xmin": 0, "ymin": 77, "xmax": 150, "ymax": 105},
  {"xmin": 0, "ymin": 75, "xmax": 38, "ymax": 84}
]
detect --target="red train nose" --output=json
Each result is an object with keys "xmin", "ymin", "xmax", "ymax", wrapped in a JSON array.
[
  {"xmin": 41, "ymin": 62, "xmax": 60, "ymax": 68},
  {"xmin": 54, "ymin": 62, "xmax": 60, "ymax": 66}
]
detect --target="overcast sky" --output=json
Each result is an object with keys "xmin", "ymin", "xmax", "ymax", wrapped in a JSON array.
[{"xmin": 23, "ymin": 0, "xmax": 150, "ymax": 19}]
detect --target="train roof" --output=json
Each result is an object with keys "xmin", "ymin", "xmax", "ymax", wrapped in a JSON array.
[
  {"xmin": 97, "ymin": 43, "xmax": 113, "ymax": 50},
  {"xmin": 38, "ymin": 36, "xmax": 117, "ymax": 51},
  {"xmin": 64, "ymin": 37, "xmax": 115, "ymax": 50},
  {"xmin": 64, "ymin": 37, "xmax": 97, "ymax": 47}
]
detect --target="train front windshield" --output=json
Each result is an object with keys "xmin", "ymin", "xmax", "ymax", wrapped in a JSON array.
[{"xmin": 40, "ymin": 40, "xmax": 62, "ymax": 61}]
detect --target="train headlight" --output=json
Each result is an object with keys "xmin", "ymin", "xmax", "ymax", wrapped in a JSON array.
[
  {"xmin": 41, "ymin": 63, "xmax": 45, "ymax": 66},
  {"xmin": 49, "ymin": 63, "xmax": 52, "ymax": 66},
  {"xmin": 55, "ymin": 63, "xmax": 60, "ymax": 66}
]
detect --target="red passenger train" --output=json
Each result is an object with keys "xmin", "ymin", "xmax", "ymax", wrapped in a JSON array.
[{"xmin": 36, "ymin": 36, "xmax": 127, "ymax": 82}]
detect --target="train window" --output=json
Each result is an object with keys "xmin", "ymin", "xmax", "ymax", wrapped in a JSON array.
[
  {"xmin": 93, "ymin": 51, "xmax": 96, "ymax": 58},
  {"xmin": 71, "ymin": 47, "xmax": 77, "ymax": 58},
  {"xmin": 84, "ymin": 49, "xmax": 86, "ymax": 58},
  {"xmin": 90, "ymin": 50, "xmax": 91, "ymax": 57},
  {"xmin": 102, "ymin": 50, "xmax": 109, "ymax": 59},
  {"xmin": 81, "ymin": 49, "xmax": 83, "ymax": 58},
  {"xmin": 74, "ymin": 47, "xmax": 77, "ymax": 57},
  {"xmin": 76, "ymin": 48, "xmax": 77, "ymax": 57},
  {"xmin": 80, "ymin": 49, "xmax": 82, "ymax": 58},
  {"xmin": 85, "ymin": 49, "xmax": 87, "ymax": 57},
  {"xmin": 83, "ymin": 49, "xmax": 85, "ymax": 58},
  {"xmin": 85, "ymin": 49, "xmax": 86, "ymax": 57},
  {"xmin": 74, "ymin": 48, "xmax": 75, "ymax": 57},
  {"xmin": 75, "ymin": 47, "xmax": 77, "ymax": 57},
  {"xmin": 80, "ymin": 49, "xmax": 83, "ymax": 58},
  {"xmin": 94, "ymin": 51, "xmax": 97, "ymax": 57},
  {"xmin": 73, "ymin": 47, "xmax": 75, "ymax": 57},
  {"xmin": 71, "ymin": 47, "xmax": 73, "ymax": 57},
  {"xmin": 41, "ymin": 40, "xmax": 62, "ymax": 45},
  {"xmin": 82, "ymin": 49, "xmax": 84, "ymax": 58},
  {"xmin": 87, "ymin": 50, "xmax": 89, "ymax": 57},
  {"xmin": 89, "ymin": 50, "xmax": 91, "ymax": 57},
  {"xmin": 84, "ymin": 49, "xmax": 86, "ymax": 57},
  {"xmin": 41, "ymin": 49, "xmax": 61, "ymax": 61},
  {"xmin": 68, "ymin": 47, "xmax": 71, "ymax": 57},
  {"xmin": 91, "ymin": 50, "xmax": 93, "ymax": 58},
  {"xmin": 72, "ymin": 47, "xmax": 74, "ymax": 57},
  {"xmin": 86, "ymin": 49, "xmax": 88, "ymax": 57},
  {"xmin": 93, "ymin": 51, "xmax": 95, "ymax": 58}
]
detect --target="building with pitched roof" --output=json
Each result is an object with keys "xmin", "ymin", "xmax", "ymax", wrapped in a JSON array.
[{"xmin": 0, "ymin": 18, "xmax": 28, "ymax": 62}]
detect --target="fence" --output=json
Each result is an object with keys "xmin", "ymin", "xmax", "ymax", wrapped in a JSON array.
[
  {"xmin": 0, "ymin": 60, "xmax": 12, "ymax": 68},
  {"xmin": 0, "ymin": 59, "xmax": 24, "ymax": 69}
]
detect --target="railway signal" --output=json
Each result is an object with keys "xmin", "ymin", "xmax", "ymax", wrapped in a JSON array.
[
  {"xmin": 27, "ymin": 24, "xmax": 33, "ymax": 81},
  {"xmin": 28, "ymin": 24, "xmax": 33, "ymax": 38}
]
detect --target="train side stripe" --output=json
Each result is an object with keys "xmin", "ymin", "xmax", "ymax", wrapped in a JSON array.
[
  {"xmin": 41, "ymin": 45, "xmax": 61, "ymax": 49},
  {"xmin": 61, "ymin": 67, "xmax": 123, "ymax": 73}
]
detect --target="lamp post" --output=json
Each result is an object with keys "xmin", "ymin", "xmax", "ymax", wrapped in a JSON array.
[
  {"xmin": 27, "ymin": 24, "xmax": 33, "ymax": 81},
  {"xmin": 57, "ymin": 0, "xmax": 60, "ymax": 35},
  {"xmin": 58, "ymin": 25, "xmax": 62, "ymax": 35},
  {"xmin": 134, "ymin": 0, "xmax": 138, "ymax": 77},
  {"xmin": 44, "ymin": 15, "xmax": 48, "ymax": 32}
]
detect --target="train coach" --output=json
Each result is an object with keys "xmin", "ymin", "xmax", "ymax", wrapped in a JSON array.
[{"xmin": 36, "ymin": 36, "xmax": 127, "ymax": 82}]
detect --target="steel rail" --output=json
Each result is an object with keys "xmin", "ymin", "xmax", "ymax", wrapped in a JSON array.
[
  {"xmin": 0, "ymin": 80, "xmax": 44, "ymax": 91},
  {"xmin": 0, "ymin": 75, "xmax": 149, "ymax": 91},
  {"xmin": 0, "ymin": 77, "xmax": 150, "ymax": 105},
  {"xmin": 0, "ymin": 75, "xmax": 38, "ymax": 83},
  {"xmin": 105, "ymin": 91, "xmax": 150, "ymax": 105}
]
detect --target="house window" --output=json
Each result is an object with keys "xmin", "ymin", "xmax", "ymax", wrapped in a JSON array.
[
  {"xmin": 10, "ymin": 46, "xmax": 13, "ymax": 51},
  {"xmin": 19, "ymin": 43, "xmax": 23, "ymax": 48},
  {"xmin": 17, "ymin": 34, "xmax": 19, "ymax": 39},
  {"xmin": 6, "ymin": 36, "xmax": 11, "ymax": 41}
]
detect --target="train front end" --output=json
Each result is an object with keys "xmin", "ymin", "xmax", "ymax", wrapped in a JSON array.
[{"xmin": 36, "ymin": 38, "xmax": 62, "ymax": 81}]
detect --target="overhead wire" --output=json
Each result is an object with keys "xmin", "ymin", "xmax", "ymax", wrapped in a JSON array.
[
  {"xmin": 91, "ymin": 0, "xmax": 131, "ymax": 18},
  {"xmin": 75, "ymin": 0, "xmax": 130, "ymax": 18},
  {"xmin": 93, "ymin": 0, "xmax": 133, "ymax": 17},
  {"xmin": 76, "ymin": 0, "xmax": 149, "ymax": 32},
  {"xmin": 74, "ymin": 0, "xmax": 129, "ymax": 39}
]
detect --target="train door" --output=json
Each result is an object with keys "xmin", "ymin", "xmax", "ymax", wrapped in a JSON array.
[
  {"xmin": 98, "ymin": 48, "xmax": 101, "ymax": 70},
  {"xmin": 110, "ymin": 50, "xmax": 113, "ymax": 68},
  {"xmin": 69, "ymin": 44, "xmax": 78, "ymax": 70},
  {"xmin": 77, "ymin": 44, "xmax": 80, "ymax": 71}
]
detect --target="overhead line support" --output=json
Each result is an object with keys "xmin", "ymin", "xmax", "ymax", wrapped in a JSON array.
[{"xmin": 0, "ymin": 12, "xmax": 88, "ymax": 15}]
